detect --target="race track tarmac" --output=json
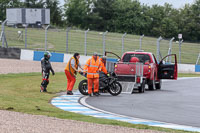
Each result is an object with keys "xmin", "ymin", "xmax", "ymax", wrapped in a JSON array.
[{"xmin": 85, "ymin": 78, "xmax": 200, "ymax": 128}]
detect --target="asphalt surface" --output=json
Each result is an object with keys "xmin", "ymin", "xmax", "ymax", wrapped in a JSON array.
[{"xmin": 85, "ymin": 78, "xmax": 200, "ymax": 128}]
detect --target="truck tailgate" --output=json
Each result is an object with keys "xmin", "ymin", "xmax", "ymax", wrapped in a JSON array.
[{"xmin": 115, "ymin": 63, "xmax": 136, "ymax": 75}]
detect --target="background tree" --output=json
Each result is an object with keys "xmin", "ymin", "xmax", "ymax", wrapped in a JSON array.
[
  {"xmin": 24, "ymin": 0, "xmax": 44, "ymax": 8},
  {"xmin": 178, "ymin": 0, "xmax": 200, "ymax": 41},
  {"xmin": 111, "ymin": 0, "xmax": 148, "ymax": 34},
  {"xmin": 0, "ymin": 0, "xmax": 199, "ymax": 41},
  {"xmin": 45, "ymin": 0, "xmax": 64, "ymax": 27},
  {"xmin": 64, "ymin": 0, "xmax": 88, "ymax": 28},
  {"xmin": 91, "ymin": 0, "xmax": 115, "ymax": 31},
  {"xmin": 0, "ymin": 0, "xmax": 22, "ymax": 21}
]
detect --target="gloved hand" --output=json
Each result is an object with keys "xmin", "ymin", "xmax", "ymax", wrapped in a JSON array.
[
  {"xmin": 83, "ymin": 72, "xmax": 86, "ymax": 76},
  {"xmin": 107, "ymin": 73, "xmax": 110, "ymax": 77},
  {"xmin": 52, "ymin": 72, "xmax": 55, "ymax": 75}
]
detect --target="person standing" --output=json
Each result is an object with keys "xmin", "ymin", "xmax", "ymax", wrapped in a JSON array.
[
  {"xmin": 84, "ymin": 53, "xmax": 108, "ymax": 96},
  {"xmin": 100, "ymin": 56, "xmax": 109, "ymax": 75},
  {"xmin": 40, "ymin": 51, "xmax": 55, "ymax": 92},
  {"xmin": 65, "ymin": 53, "xmax": 83, "ymax": 95}
]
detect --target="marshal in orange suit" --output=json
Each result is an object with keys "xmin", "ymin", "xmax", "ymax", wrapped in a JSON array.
[{"xmin": 84, "ymin": 53, "xmax": 107, "ymax": 96}]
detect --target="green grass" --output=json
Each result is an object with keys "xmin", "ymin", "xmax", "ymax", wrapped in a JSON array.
[
  {"xmin": 0, "ymin": 72, "xmax": 199, "ymax": 133},
  {"xmin": 2, "ymin": 26, "xmax": 200, "ymax": 64},
  {"xmin": 178, "ymin": 73, "xmax": 200, "ymax": 77}
]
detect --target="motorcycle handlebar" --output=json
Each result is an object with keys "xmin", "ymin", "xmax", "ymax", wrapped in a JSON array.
[
  {"xmin": 79, "ymin": 71, "xmax": 87, "ymax": 77},
  {"xmin": 79, "ymin": 71, "xmax": 116, "ymax": 78}
]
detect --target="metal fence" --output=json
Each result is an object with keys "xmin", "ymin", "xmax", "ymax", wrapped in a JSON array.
[{"xmin": 1, "ymin": 23, "xmax": 200, "ymax": 64}]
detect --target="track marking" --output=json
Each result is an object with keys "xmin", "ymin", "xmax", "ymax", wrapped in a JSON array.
[{"xmin": 51, "ymin": 78, "xmax": 200, "ymax": 132}]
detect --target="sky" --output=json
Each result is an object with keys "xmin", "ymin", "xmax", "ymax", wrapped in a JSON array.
[
  {"xmin": 139, "ymin": 0, "xmax": 195, "ymax": 8},
  {"xmin": 59, "ymin": 0, "xmax": 195, "ymax": 9}
]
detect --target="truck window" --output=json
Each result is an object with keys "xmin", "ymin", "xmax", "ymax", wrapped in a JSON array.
[{"xmin": 123, "ymin": 54, "xmax": 151, "ymax": 63}]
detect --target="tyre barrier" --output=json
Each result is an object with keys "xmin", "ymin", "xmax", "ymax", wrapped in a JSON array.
[{"xmin": 0, "ymin": 47, "xmax": 21, "ymax": 59}]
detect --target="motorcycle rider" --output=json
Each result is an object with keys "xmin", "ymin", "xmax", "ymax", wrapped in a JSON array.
[
  {"xmin": 84, "ymin": 52, "xmax": 108, "ymax": 96},
  {"xmin": 40, "ymin": 51, "xmax": 55, "ymax": 92}
]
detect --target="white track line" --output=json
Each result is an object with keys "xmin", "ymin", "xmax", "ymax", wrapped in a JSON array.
[{"xmin": 51, "ymin": 77, "xmax": 200, "ymax": 132}]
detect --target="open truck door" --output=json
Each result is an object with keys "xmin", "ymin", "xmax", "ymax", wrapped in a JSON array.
[
  {"xmin": 105, "ymin": 51, "xmax": 121, "ymax": 60},
  {"xmin": 158, "ymin": 54, "xmax": 177, "ymax": 80},
  {"xmin": 104, "ymin": 51, "xmax": 121, "ymax": 73}
]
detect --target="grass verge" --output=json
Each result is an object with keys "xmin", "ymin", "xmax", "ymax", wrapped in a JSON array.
[{"xmin": 0, "ymin": 72, "xmax": 199, "ymax": 133}]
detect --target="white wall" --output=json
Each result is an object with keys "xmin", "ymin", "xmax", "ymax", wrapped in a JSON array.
[
  {"xmin": 63, "ymin": 54, "xmax": 91, "ymax": 65},
  {"xmin": 20, "ymin": 49, "xmax": 34, "ymax": 60},
  {"xmin": 178, "ymin": 64, "xmax": 195, "ymax": 73}
]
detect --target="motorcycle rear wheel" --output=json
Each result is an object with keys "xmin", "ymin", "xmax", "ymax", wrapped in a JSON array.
[
  {"xmin": 78, "ymin": 79, "xmax": 88, "ymax": 95},
  {"xmin": 108, "ymin": 82, "xmax": 122, "ymax": 96}
]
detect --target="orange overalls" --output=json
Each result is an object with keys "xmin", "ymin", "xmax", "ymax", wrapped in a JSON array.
[
  {"xmin": 65, "ymin": 57, "xmax": 79, "ymax": 91},
  {"xmin": 100, "ymin": 58, "xmax": 107, "ymax": 73},
  {"xmin": 84, "ymin": 56, "xmax": 107, "ymax": 94}
]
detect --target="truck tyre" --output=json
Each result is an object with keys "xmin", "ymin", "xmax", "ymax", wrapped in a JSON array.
[
  {"xmin": 78, "ymin": 79, "xmax": 88, "ymax": 95},
  {"xmin": 148, "ymin": 80, "xmax": 155, "ymax": 90},
  {"xmin": 139, "ymin": 79, "xmax": 145, "ymax": 93},
  {"xmin": 148, "ymin": 74, "xmax": 156, "ymax": 90},
  {"xmin": 148, "ymin": 75, "xmax": 156, "ymax": 90},
  {"xmin": 155, "ymin": 80, "xmax": 162, "ymax": 89}
]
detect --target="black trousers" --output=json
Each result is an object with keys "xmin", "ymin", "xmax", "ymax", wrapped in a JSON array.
[{"xmin": 41, "ymin": 72, "xmax": 50, "ymax": 88}]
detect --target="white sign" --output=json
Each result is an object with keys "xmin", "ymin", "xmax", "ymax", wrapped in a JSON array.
[{"xmin": 178, "ymin": 34, "xmax": 182, "ymax": 39}]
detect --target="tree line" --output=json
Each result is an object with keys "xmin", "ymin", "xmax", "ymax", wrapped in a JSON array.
[{"xmin": 0, "ymin": 0, "xmax": 200, "ymax": 41}]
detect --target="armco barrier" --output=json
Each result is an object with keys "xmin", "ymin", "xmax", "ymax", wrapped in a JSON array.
[
  {"xmin": 106, "ymin": 58, "xmax": 118, "ymax": 62},
  {"xmin": 2, "ymin": 49, "xmax": 200, "ymax": 73},
  {"xmin": 195, "ymin": 65, "xmax": 200, "ymax": 72},
  {"xmin": 20, "ymin": 49, "xmax": 91, "ymax": 65},
  {"xmin": 0, "ymin": 47, "xmax": 21, "ymax": 59},
  {"xmin": 33, "ymin": 51, "xmax": 64, "ymax": 62}
]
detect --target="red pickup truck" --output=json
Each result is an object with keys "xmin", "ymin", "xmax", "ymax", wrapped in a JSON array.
[{"xmin": 105, "ymin": 51, "xmax": 177, "ymax": 92}]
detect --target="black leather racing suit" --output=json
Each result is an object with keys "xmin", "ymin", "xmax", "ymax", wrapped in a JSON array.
[{"xmin": 41, "ymin": 58, "xmax": 55, "ymax": 91}]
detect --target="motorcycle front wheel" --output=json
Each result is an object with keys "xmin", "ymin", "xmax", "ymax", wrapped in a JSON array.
[
  {"xmin": 108, "ymin": 81, "xmax": 122, "ymax": 96},
  {"xmin": 78, "ymin": 79, "xmax": 88, "ymax": 95}
]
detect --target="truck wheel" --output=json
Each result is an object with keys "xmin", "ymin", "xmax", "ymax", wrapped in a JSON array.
[
  {"xmin": 155, "ymin": 80, "xmax": 162, "ymax": 89},
  {"xmin": 138, "ymin": 79, "xmax": 145, "ymax": 93},
  {"xmin": 148, "ymin": 79, "xmax": 155, "ymax": 90},
  {"xmin": 148, "ymin": 74, "xmax": 156, "ymax": 90},
  {"xmin": 78, "ymin": 79, "xmax": 88, "ymax": 95}
]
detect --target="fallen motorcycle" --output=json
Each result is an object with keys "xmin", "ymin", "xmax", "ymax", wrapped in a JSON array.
[{"xmin": 78, "ymin": 72, "xmax": 122, "ymax": 96}]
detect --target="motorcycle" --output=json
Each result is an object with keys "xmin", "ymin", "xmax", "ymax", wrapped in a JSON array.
[{"xmin": 78, "ymin": 71, "xmax": 122, "ymax": 96}]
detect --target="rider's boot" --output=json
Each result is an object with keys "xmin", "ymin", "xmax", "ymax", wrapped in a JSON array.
[
  {"xmin": 67, "ymin": 91, "xmax": 73, "ymax": 95},
  {"xmin": 43, "ymin": 87, "xmax": 47, "ymax": 92},
  {"xmin": 40, "ymin": 85, "xmax": 44, "ymax": 92}
]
